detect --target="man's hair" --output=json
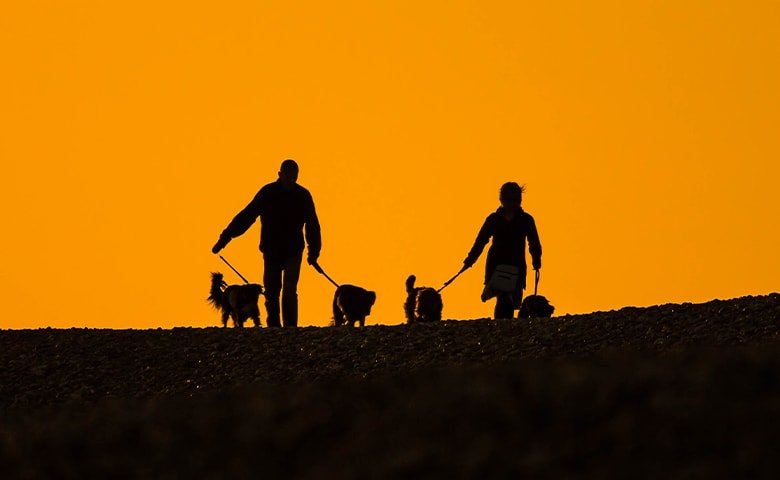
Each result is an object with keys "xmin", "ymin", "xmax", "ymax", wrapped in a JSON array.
[
  {"xmin": 500, "ymin": 182, "xmax": 524, "ymax": 204},
  {"xmin": 280, "ymin": 159, "xmax": 299, "ymax": 171}
]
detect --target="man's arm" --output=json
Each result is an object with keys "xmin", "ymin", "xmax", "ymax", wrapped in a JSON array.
[
  {"xmin": 212, "ymin": 191, "xmax": 264, "ymax": 254},
  {"xmin": 304, "ymin": 191, "xmax": 321, "ymax": 265}
]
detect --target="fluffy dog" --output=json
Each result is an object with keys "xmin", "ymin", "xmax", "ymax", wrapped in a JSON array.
[
  {"xmin": 207, "ymin": 272, "xmax": 264, "ymax": 327},
  {"xmin": 332, "ymin": 284, "xmax": 377, "ymax": 327},
  {"xmin": 518, "ymin": 294, "xmax": 555, "ymax": 319},
  {"xmin": 404, "ymin": 275, "xmax": 443, "ymax": 323}
]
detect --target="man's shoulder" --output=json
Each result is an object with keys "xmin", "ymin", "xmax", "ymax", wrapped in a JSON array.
[
  {"xmin": 293, "ymin": 183, "xmax": 313, "ymax": 199},
  {"xmin": 256, "ymin": 181, "xmax": 283, "ymax": 197},
  {"xmin": 259, "ymin": 181, "xmax": 277, "ymax": 192},
  {"xmin": 256, "ymin": 182, "xmax": 313, "ymax": 202}
]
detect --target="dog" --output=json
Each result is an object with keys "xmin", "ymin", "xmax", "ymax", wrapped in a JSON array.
[
  {"xmin": 332, "ymin": 284, "xmax": 377, "ymax": 327},
  {"xmin": 207, "ymin": 272, "xmax": 264, "ymax": 327},
  {"xmin": 404, "ymin": 275, "xmax": 443, "ymax": 323},
  {"xmin": 518, "ymin": 294, "xmax": 555, "ymax": 319}
]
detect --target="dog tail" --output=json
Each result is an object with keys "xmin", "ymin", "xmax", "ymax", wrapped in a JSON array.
[
  {"xmin": 207, "ymin": 272, "xmax": 227, "ymax": 309},
  {"xmin": 406, "ymin": 275, "xmax": 417, "ymax": 294}
]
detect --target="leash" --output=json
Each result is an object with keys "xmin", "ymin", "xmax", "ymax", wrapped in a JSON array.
[
  {"xmin": 219, "ymin": 255, "xmax": 251, "ymax": 284},
  {"xmin": 312, "ymin": 262, "xmax": 340, "ymax": 288},
  {"xmin": 533, "ymin": 269, "xmax": 540, "ymax": 296},
  {"xmin": 437, "ymin": 265, "xmax": 469, "ymax": 293}
]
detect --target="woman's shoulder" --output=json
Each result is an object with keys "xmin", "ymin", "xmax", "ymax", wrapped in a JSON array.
[{"xmin": 519, "ymin": 210, "xmax": 537, "ymax": 224}]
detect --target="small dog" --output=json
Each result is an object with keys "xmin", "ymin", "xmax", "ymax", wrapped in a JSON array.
[
  {"xmin": 404, "ymin": 275, "xmax": 443, "ymax": 323},
  {"xmin": 208, "ymin": 272, "xmax": 264, "ymax": 327},
  {"xmin": 332, "ymin": 284, "xmax": 377, "ymax": 327},
  {"xmin": 518, "ymin": 295, "xmax": 555, "ymax": 319}
]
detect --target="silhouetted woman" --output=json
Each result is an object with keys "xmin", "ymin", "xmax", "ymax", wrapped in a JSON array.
[{"xmin": 463, "ymin": 182, "xmax": 542, "ymax": 319}]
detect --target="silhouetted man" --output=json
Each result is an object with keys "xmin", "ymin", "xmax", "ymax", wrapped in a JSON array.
[
  {"xmin": 212, "ymin": 159, "xmax": 321, "ymax": 327},
  {"xmin": 463, "ymin": 182, "xmax": 542, "ymax": 319}
]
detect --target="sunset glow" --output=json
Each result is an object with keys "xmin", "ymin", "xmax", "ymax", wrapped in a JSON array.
[{"xmin": 2, "ymin": 1, "xmax": 778, "ymax": 328}]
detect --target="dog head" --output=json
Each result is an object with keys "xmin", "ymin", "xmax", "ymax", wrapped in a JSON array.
[
  {"xmin": 350, "ymin": 288, "xmax": 377, "ymax": 318},
  {"xmin": 518, "ymin": 295, "xmax": 555, "ymax": 319}
]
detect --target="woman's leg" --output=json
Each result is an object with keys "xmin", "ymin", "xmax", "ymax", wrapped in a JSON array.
[{"xmin": 494, "ymin": 293, "xmax": 514, "ymax": 319}]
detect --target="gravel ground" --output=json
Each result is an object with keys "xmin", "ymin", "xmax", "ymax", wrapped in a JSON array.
[{"xmin": 1, "ymin": 293, "xmax": 779, "ymax": 478}]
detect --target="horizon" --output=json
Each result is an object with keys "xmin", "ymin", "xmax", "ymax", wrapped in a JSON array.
[
  {"xmin": 2, "ymin": 1, "xmax": 778, "ymax": 329},
  {"xmin": 1, "ymin": 291, "xmax": 776, "ymax": 331}
]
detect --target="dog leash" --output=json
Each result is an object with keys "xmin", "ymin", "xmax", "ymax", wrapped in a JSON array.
[
  {"xmin": 219, "ymin": 255, "xmax": 251, "ymax": 284},
  {"xmin": 437, "ymin": 265, "xmax": 469, "ymax": 293},
  {"xmin": 312, "ymin": 262, "xmax": 340, "ymax": 288},
  {"xmin": 533, "ymin": 269, "xmax": 540, "ymax": 296}
]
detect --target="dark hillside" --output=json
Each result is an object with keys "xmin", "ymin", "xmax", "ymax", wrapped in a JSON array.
[{"xmin": 1, "ymin": 294, "xmax": 779, "ymax": 478}]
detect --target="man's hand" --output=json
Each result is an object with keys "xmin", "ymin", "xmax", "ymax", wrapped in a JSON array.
[
  {"xmin": 532, "ymin": 258, "xmax": 542, "ymax": 271},
  {"xmin": 307, "ymin": 254, "xmax": 319, "ymax": 266},
  {"xmin": 463, "ymin": 256, "xmax": 476, "ymax": 269},
  {"xmin": 212, "ymin": 235, "xmax": 230, "ymax": 254}
]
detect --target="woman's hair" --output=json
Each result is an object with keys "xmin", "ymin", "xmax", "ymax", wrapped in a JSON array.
[{"xmin": 500, "ymin": 182, "xmax": 525, "ymax": 205}]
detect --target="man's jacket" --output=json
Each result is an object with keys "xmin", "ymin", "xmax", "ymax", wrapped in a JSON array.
[{"xmin": 220, "ymin": 181, "xmax": 321, "ymax": 259}]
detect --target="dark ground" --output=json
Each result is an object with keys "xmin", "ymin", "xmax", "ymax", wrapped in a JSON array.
[{"xmin": 1, "ymin": 293, "xmax": 779, "ymax": 478}]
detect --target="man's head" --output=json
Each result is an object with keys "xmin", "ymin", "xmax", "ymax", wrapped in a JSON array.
[
  {"xmin": 278, "ymin": 159, "xmax": 299, "ymax": 188},
  {"xmin": 499, "ymin": 182, "xmax": 524, "ymax": 210}
]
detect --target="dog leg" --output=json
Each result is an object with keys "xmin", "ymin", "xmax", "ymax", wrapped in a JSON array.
[
  {"xmin": 221, "ymin": 311, "xmax": 230, "ymax": 328},
  {"xmin": 333, "ymin": 301, "xmax": 345, "ymax": 326}
]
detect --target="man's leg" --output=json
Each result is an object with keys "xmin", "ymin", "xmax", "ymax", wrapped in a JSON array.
[
  {"xmin": 263, "ymin": 255, "xmax": 283, "ymax": 327},
  {"xmin": 281, "ymin": 254, "xmax": 302, "ymax": 327}
]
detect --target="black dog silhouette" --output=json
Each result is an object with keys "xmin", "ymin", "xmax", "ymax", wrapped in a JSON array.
[
  {"xmin": 518, "ymin": 295, "xmax": 554, "ymax": 319},
  {"xmin": 332, "ymin": 284, "xmax": 376, "ymax": 327},
  {"xmin": 404, "ymin": 275, "xmax": 443, "ymax": 323},
  {"xmin": 208, "ymin": 272, "xmax": 264, "ymax": 327}
]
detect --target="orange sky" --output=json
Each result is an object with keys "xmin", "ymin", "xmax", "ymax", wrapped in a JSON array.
[{"xmin": 2, "ymin": 1, "xmax": 778, "ymax": 329}]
